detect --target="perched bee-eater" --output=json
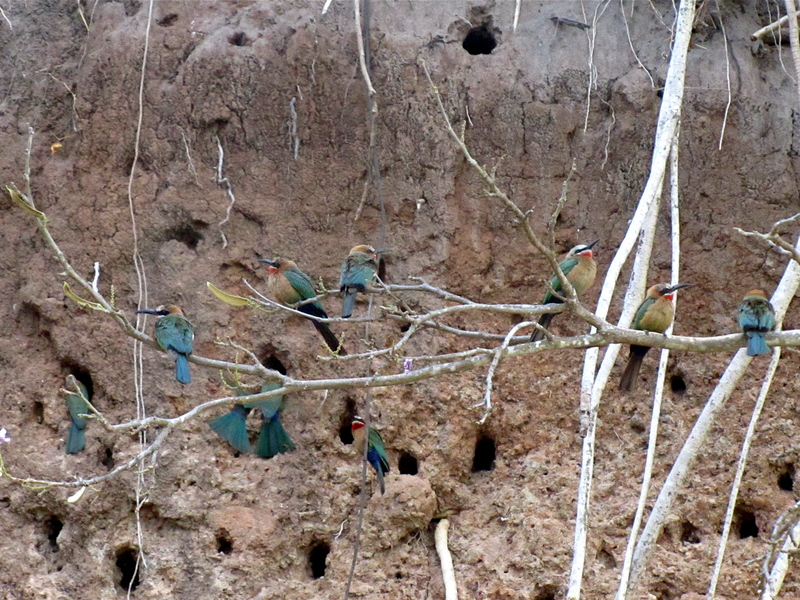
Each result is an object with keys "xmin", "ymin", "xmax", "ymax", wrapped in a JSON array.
[
  {"xmin": 339, "ymin": 245, "xmax": 379, "ymax": 318},
  {"xmin": 63, "ymin": 375, "xmax": 90, "ymax": 454},
  {"xmin": 137, "ymin": 305, "xmax": 194, "ymax": 384},
  {"xmin": 260, "ymin": 258, "xmax": 345, "ymax": 354},
  {"xmin": 619, "ymin": 283, "xmax": 692, "ymax": 391},
  {"xmin": 209, "ymin": 381, "xmax": 294, "ymax": 457},
  {"xmin": 738, "ymin": 289, "xmax": 775, "ymax": 356},
  {"xmin": 351, "ymin": 415, "xmax": 390, "ymax": 495},
  {"xmin": 531, "ymin": 240, "xmax": 598, "ymax": 342}
]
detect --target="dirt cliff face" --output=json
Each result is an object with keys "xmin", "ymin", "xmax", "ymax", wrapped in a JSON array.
[{"xmin": 1, "ymin": 1, "xmax": 800, "ymax": 598}]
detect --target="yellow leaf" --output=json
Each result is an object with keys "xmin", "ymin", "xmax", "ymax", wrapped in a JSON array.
[
  {"xmin": 6, "ymin": 185, "xmax": 45, "ymax": 219},
  {"xmin": 207, "ymin": 282, "xmax": 250, "ymax": 307},
  {"xmin": 63, "ymin": 282, "xmax": 104, "ymax": 311},
  {"xmin": 67, "ymin": 487, "xmax": 87, "ymax": 503}
]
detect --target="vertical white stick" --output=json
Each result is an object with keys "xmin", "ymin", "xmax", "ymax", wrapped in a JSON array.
[
  {"xmin": 568, "ymin": 2, "xmax": 696, "ymax": 596},
  {"xmin": 435, "ymin": 519, "xmax": 459, "ymax": 600},
  {"xmin": 615, "ymin": 133, "xmax": 682, "ymax": 600}
]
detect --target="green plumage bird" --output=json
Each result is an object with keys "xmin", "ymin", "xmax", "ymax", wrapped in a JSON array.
[
  {"xmin": 261, "ymin": 258, "xmax": 344, "ymax": 354},
  {"xmin": 738, "ymin": 289, "xmax": 775, "ymax": 356},
  {"xmin": 619, "ymin": 283, "xmax": 692, "ymax": 392},
  {"xmin": 351, "ymin": 415, "xmax": 390, "ymax": 494},
  {"xmin": 136, "ymin": 305, "xmax": 194, "ymax": 384},
  {"xmin": 63, "ymin": 374, "xmax": 90, "ymax": 455},
  {"xmin": 339, "ymin": 245, "xmax": 379, "ymax": 318},
  {"xmin": 531, "ymin": 241, "xmax": 598, "ymax": 342}
]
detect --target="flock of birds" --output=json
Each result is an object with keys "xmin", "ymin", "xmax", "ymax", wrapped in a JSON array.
[{"xmin": 61, "ymin": 242, "xmax": 776, "ymax": 495}]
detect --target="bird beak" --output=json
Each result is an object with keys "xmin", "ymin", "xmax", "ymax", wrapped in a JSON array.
[
  {"xmin": 136, "ymin": 309, "xmax": 160, "ymax": 316},
  {"xmin": 259, "ymin": 258, "xmax": 279, "ymax": 267},
  {"xmin": 666, "ymin": 283, "xmax": 693, "ymax": 293},
  {"xmin": 374, "ymin": 248, "xmax": 390, "ymax": 256},
  {"xmin": 585, "ymin": 239, "xmax": 599, "ymax": 250}
]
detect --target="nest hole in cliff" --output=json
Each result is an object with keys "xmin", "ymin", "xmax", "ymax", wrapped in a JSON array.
[
  {"xmin": 61, "ymin": 360, "xmax": 95, "ymax": 402},
  {"xmin": 308, "ymin": 541, "xmax": 330, "ymax": 579},
  {"xmin": 533, "ymin": 585, "xmax": 558, "ymax": 600},
  {"xmin": 669, "ymin": 373, "xmax": 687, "ymax": 394},
  {"xmin": 680, "ymin": 520, "xmax": 701, "ymax": 544},
  {"xmin": 734, "ymin": 506, "xmax": 759, "ymax": 539},
  {"xmin": 472, "ymin": 434, "xmax": 496, "ymax": 472},
  {"xmin": 228, "ymin": 31, "xmax": 252, "ymax": 47},
  {"xmin": 115, "ymin": 547, "xmax": 141, "ymax": 593},
  {"xmin": 32, "ymin": 401, "xmax": 44, "ymax": 424},
  {"xmin": 163, "ymin": 221, "xmax": 207, "ymax": 250},
  {"xmin": 338, "ymin": 397, "xmax": 358, "ymax": 445},
  {"xmin": 256, "ymin": 348, "xmax": 287, "ymax": 376},
  {"xmin": 462, "ymin": 25, "xmax": 498, "ymax": 55},
  {"xmin": 44, "ymin": 515, "xmax": 63, "ymax": 551},
  {"xmin": 377, "ymin": 256, "xmax": 387, "ymax": 282},
  {"xmin": 101, "ymin": 446, "xmax": 115, "ymax": 470},
  {"xmin": 778, "ymin": 464, "xmax": 795, "ymax": 491},
  {"xmin": 398, "ymin": 451, "xmax": 419, "ymax": 475},
  {"xmin": 215, "ymin": 528, "xmax": 233, "ymax": 554}
]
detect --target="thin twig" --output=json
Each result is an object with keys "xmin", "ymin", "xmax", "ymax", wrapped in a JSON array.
[
  {"xmin": 715, "ymin": 0, "xmax": 732, "ymax": 150},
  {"xmin": 476, "ymin": 321, "xmax": 534, "ymax": 423},
  {"xmin": 0, "ymin": 5, "xmax": 12, "ymax": 30},
  {"xmin": 582, "ymin": 0, "xmax": 613, "ymax": 132},
  {"xmin": 548, "ymin": 159, "xmax": 577, "ymax": 249},
  {"xmin": 215, "ymin": 135, "xmax": 236, "ymax": 249},
  {"xmin": 620, "ymin": 0, "xmax": 655, "ymax": 87},
  {"xmin": 179, "ymin": 128, "xmax": 200, "ymax": 186}
]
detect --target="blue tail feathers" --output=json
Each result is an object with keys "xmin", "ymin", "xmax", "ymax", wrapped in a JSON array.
[
  {"xmin": 175, "ymin": 353, "xmax": 191, "ymax": 384},
  {"xmin": 746, "ymin": 332, "xmax": 770, "ymax": 356},
  {"xmin": 209, "ymin": 405, "xmax": 251, "ymax": 454},
  {"xmin": 66, "ymin": 422, "xmax": 85, "ymax": 454}
]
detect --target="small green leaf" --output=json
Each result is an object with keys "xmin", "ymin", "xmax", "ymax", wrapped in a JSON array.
[{"xmin": 207, "ymin": 282, "xmax": 250, "ymax": 307}]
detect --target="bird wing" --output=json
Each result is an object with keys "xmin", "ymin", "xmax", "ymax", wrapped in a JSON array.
[
  {"xmin": 738, "ymin": 303, "xmax": 759, "ymax": 330},
  {"xmin": 283, "ymin": 267, "xmax": 318, "ymax": 302},
  {"xmin": 632, "ymin": 297, "xmax": 656, "ymax": 330},
  {"xmin": 543, "ymin": 258, "xmax": 578, "ymax": 303},
  {"xmin": 157, "ymin": 315, "xmax": 194, "ymax": 354},
  {"xmin": 368, "ymin": 428, "xmax": 390, "ymax": 472}
]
